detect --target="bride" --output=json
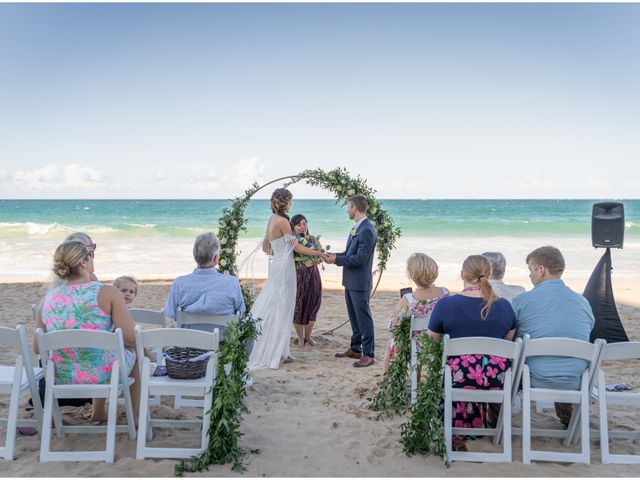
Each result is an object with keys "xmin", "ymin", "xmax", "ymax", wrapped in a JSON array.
[{"xmin": 247, "ymin": 188, "xmax": 325, "ymax": 371}]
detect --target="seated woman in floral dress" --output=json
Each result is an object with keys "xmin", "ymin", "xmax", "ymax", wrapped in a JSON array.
[
  {"xmin": 427, "ymin": 254, "xmax": 516, "ymax": 451},
  {"xmin": 383, "ymin": 253, "xmax": 449, "ymax": 373},
  {"xmin": 33, "ymin": 240, "xmax": 140, "ymax": 424}
]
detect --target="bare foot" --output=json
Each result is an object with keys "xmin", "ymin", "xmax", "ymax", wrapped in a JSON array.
[
  {"xmin": 304, "ymin": 337, "xmax": 316, "ymax": 346},
  {"xmin": 282, "ymin": 356, "xmax": 295, "ymax": 364},
  {"xmin": 297, "ymin": 337, "xmax": 305, "ymax": 348}
]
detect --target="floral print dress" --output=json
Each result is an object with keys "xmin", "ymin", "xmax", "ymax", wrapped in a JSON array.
[
  {"xmin": 447, "ymin": 354, "xmax": 511, "ymax": 429},
  {"xmin": 387, "ymin": 289, "xmax": 449, "ymax": 361},
  {"xmin": 42, "ymin": 281, "xmax": 136, "ymax": 385}
]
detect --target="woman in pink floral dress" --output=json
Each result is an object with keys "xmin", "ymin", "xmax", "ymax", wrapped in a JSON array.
[
  {"xmin": 33, "ymin": 240, "xmax": 140, "ymax": 424},
  {"xmin": 427, "ymin": 255, "xmax": 516, "ymax": 451}
]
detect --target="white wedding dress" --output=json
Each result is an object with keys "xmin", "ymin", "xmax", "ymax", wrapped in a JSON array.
[{"xmin": 247, "ymin": 233, "xmax": 297, "ymax": 371}]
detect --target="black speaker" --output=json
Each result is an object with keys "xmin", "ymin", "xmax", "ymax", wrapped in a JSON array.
[{"xmin": 592, "ymin": 202, "xmax": 624, "ymax": 249}]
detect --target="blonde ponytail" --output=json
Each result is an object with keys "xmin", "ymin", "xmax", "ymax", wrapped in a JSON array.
[{"xmin": 462, "ymin": 255, "xmax": 497, "ymax": 319}]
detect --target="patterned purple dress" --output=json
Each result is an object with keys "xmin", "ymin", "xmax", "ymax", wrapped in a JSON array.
[{"xmin": 293, "ymin": 264, "xmax": 322, "ymax": 325}]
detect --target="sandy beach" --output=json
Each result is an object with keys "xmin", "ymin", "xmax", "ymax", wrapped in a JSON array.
[{"xmin": 1, "ymin": 279, "xmax": 640, "ymax": 477}]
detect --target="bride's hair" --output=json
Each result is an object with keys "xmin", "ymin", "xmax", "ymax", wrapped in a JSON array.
[{"xmin": 271, "ymin": 188, "xmax": 292, "ymax": 220}]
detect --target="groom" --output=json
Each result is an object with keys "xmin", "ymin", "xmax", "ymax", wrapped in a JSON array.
[{"xmin": 325, "ymin": 194, "xmax": 377, "ymax": 367}]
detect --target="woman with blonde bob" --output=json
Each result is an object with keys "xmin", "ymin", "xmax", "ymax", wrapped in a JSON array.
[
  {"xmin": 33, "ymin": 240, "xmax": 141, "ymax": 425},
  {"xmin": 383, "ymin": 253, "xmax": 449, "ymax": 372},
  {"xmin": 427, "ymin": 254, "xmax": 516, "ymax": 451}
]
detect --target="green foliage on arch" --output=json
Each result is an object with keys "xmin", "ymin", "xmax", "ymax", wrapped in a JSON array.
[{"xmin": 216, "ymin": 167, "xmax": 402, "ymax": 307}]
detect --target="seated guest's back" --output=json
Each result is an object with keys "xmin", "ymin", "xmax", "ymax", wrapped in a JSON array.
[
  {"xmin": 512, "ymin": 245, "xmax": 595, "ymax": 426},
  {"xmin": 33, "ymin": 240, "xmax": 140, "ymax": 424},
  {"xmin": 427, "ymin": 255, "xmax": 516, "ymax": 451},
  {"xmin": 383, "ymin": 253, "xmax": 449, "ymax": 372},
  {"xmin": 481, "ymin": 251, "xmax": 526, "ymax": 303},
  {"xmin": 164, "ymin": 232, "xmax": 246, "ymax": 323}
]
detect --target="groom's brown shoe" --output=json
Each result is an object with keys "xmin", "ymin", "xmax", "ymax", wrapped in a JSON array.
[
  {"xmin": 353, "ymin": 356, "xmax": 375, "ymax": 368},
  {"xmin": 335, "ymin": 349, "xmax": 362, "ymax": 359}
]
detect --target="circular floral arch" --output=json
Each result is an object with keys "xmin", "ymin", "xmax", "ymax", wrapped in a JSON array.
[{"xmin": 216, "ymin": 167, "xmax": 401, "ymax": 313}]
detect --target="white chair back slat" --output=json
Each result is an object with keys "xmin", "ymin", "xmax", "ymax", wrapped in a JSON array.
[
  {"xmin": 130, "ymin": 308, "xmax": 166, "ymax": 327},
  {"xmin": 38, "ymin": 328, "xmax": 121, "ymax": 353},
  {"xmin": 410, "ymin": 315, "xmax": 430, "ymax": 332},
  {"xmin": 0, "ymin": 325, "xmax": 22, "ymax": 348},
  {"xmin": 136, "ymin": 327, "xmax": 219, "ymax": 352},
  {"xmin": 443, "ymin": 335, "xmax": 521, "ymax": 359},
  {"xmin": 599, "ymin": 341, "xmax": 640, "ymax": 361},
  {"xmin": 523, "ymin": 337, "xmax": 595, "ymax": 361}
]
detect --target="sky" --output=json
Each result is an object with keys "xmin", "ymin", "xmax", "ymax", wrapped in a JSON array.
[{"xmin": 0, "ymin": 3, "xmax": 639, "ymax": 200}]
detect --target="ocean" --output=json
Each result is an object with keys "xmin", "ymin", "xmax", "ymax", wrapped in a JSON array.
[{"xmin": 1, "ymin": 199, "xmax": 639, "ymax": 285}]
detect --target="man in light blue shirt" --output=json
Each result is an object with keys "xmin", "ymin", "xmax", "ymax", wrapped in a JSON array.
[
  {"xmin": 512, "ymin": 246, "xmax": 595, "ymax": 426},
  {"xmin": 164, "ymin": 232, "xmax": 245, "ymax": 323}
]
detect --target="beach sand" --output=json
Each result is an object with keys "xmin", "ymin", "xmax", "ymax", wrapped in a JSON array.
[{"xmin": 1, "ymin": 280, "xmax": 639, "ymax": 476}]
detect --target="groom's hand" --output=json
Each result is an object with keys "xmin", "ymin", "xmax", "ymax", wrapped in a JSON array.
[{"xmin": 324, "ymin": 253, "xmax": 336, "ymax": 264}]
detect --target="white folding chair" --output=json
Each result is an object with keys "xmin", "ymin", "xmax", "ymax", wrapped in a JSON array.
[
  {"xmin": 0, "ymin": 324, "xmax": 44, "ymax": 460},
  {"xmin": 443, "ymin": 334, "xmax": 522, "ymax": 462},
  {"xmin": 597, "ymin": 341, "xmax": 640, "ymax": 464},
  {"xmin": 174, "ymin": 310, "xmax": 240, "ymax": 408},
  {"xmin": 520, "ymin": 336, "xmax": 604, "ymax": 464},
  {"xmin": 36, "ymin": 327, "xmax": 136, "ymax": 463},
  {"xmin": 409, "ymin": 314, "xmax": 430, "ymax": 404},
  {"xmin": 134, "ymin": 325, "xmax": 218, "ymax": 459}
]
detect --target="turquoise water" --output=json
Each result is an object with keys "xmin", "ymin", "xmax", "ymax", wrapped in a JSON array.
[{"xmin": 1, "ymin": 199, "xmax": 639, "ymax": 239}]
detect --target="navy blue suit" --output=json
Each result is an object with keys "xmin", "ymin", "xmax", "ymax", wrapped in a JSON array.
[{"xmin": 335, "ymin": 218, "xmax": 377, "ymax": 358}]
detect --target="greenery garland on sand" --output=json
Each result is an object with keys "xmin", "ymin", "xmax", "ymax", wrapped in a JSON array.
[
  {"xmin": 368, "ymin": 312, "xmax": 412, "ymax": 418},
  {"xmin": 400, "ymin": 332, "xmax": 448, "ymax": 465},
  {"xmin": 175, "ymin": 314, "xmax": 261, "ymax": 475}
]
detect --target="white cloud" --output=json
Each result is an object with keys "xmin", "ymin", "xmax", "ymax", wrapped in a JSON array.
[
  {"xmin": 191, "ymin": 157, "xmax": 267, "ymax": 194},
  {"xmin": 13, "ymin": 164, "xmax": 105, "ymax": 190}
]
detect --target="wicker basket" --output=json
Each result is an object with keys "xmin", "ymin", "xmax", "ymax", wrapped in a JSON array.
[{"xmin": 163, "ymin": 347, "xmax": 213, "ymax": 380}]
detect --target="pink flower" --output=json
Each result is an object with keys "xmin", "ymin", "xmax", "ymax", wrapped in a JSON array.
[
  {"xmin": 461, "ymin": 355, "xmax": 477, "ymax": 367},
  {"xmin": 467, "ymin": 364, "xmax": 485, "ymax": 386},
  {"xmin": 99, "ymin": 364, "xmax": 113, "ymax": 374},
  {"xmin": 472, "ymin": 417, "xmax": 485, "ymax": 428},
  {"xmin": 489, "ymin": 355, "xmax": 507, "ymax": 369},
  {"xmin": 74, "ymin": 371, "xmax": 98, "ymax": 384},
  {"xmin": 50, "ymin": 353, "xmax": 63, "ymax": 362},
  {"xmin": 486, "ymin": 366, "xmax": 498, "ymax": 379},
  {"xmin": 448, "ymin": 357, "xmax": 461, "ymax": 372},
  {"xmin": 80, "ymin": 324, "xmax": 99, "ymax": 330},
  {"xmin": 65, "ymin": 319, "xmax": 76, "ymax": 328}
]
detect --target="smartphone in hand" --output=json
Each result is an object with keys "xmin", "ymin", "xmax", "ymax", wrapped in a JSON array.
[{"xmin": 399, "ymin": 287, "xmax": 413, "ymax": 298}]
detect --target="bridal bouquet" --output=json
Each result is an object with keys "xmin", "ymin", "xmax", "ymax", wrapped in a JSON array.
[{"xmin": 294, "ymin": 235, "xmax": 329, "ymax": 268}]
